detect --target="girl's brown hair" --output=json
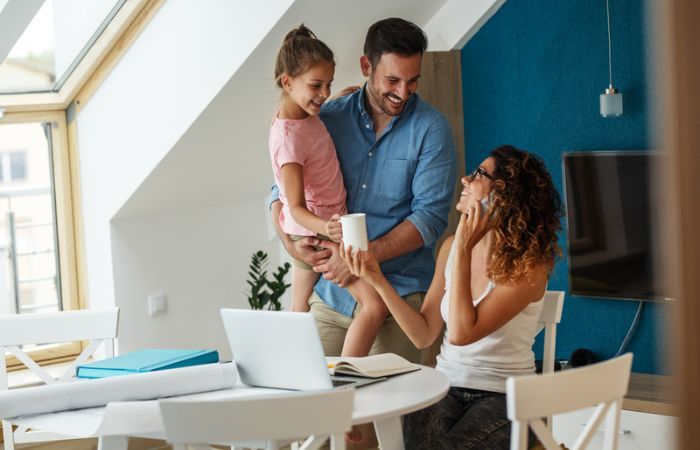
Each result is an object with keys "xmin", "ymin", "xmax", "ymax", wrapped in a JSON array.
[
  {"xmin": 274, "ymin": 25, "xmax": 334, "ymax": 88},
  {"xmin": 486, "ymin": 145, "xmax": 563, "ymax": 284}
]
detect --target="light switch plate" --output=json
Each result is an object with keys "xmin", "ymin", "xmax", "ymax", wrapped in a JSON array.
[{"xmin": 148, "ymin": 293, "xmax": 167, "ymax": 316}]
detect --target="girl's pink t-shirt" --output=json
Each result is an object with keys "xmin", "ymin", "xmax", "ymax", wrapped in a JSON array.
[{"xmin": 269, "ymin": 114, "xmax": 347, "ymax": 236}]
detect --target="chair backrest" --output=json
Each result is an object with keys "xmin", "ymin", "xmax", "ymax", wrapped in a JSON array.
[
  {"xmin": 536, "ymin": 291, "xmax": 565, "ymax": 375},
  {"xmin": 506, "ymin": 353, "xmax": 633, "ymax": 450},
  {"xmin": 533, "ymin": 290, "xmax": 565, "ymax": 435},
  {"xmin": 160, "ymin": 388, "xmax": 354, "ymax": 450},
  {"xmin": 0, "ymin": 307, "xmax": 119, "ymax": 450}
]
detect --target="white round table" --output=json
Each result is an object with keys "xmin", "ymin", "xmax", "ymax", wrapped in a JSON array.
[
  {"xmin": 15, "ymin": 366, "xmax": 449, "ymax": 450},
  {"xmin": 351, "ymin": 366, "xmax": 449, "ymax": 449}
]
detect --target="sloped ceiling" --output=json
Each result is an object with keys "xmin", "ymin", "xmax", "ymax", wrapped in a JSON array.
[{"xmin": 113, "ymin": 0, "xmax": 449, "ymax": 219}]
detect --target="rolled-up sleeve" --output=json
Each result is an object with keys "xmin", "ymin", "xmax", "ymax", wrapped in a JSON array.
[
  {"xmin": 406, "ymin": 117, "xmax": 457, "ymax": 246},
  {"xmin": 265, "ymin": 184, "xmax": 280, "ymax": 211}
]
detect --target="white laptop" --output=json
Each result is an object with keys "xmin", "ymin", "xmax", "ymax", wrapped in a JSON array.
[{"xmin": 220, "ymin": 309, "xmax": 384, "ymax": 390}]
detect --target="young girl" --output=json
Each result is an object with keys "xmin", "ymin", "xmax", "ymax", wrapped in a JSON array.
[{"xmin": 269, "ymin": 25, "xmax": 387, "ymax": 358}]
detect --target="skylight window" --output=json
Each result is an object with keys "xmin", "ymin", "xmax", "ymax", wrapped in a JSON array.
[{"xmin": 0, "ymin": 0, "xmax": 125, "ymax": 95}]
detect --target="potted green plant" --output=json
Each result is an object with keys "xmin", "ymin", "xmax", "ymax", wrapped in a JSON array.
[{"xmin": 244, "ymin": 250, "xmax": 291, "ymax": 311}]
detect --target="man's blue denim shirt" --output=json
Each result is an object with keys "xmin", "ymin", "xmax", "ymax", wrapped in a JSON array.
[{"xmin": 268, "ymin": 84, "xmax": 456, "ymax": 316}]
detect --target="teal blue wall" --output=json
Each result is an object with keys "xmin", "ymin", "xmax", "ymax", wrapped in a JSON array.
[{"xmin": 460, "ymin": 0, "xmax": 665, "ymax": 373}]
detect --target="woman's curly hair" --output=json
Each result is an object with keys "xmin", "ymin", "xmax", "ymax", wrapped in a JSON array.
[{"xmin": 486, "ymin": 145, "xmax": 563, "ymax": 285}]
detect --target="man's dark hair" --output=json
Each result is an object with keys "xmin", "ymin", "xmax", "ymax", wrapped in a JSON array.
[{"xmin": 363, "ymin": 18, "xmax": 427, "ymax": 67}]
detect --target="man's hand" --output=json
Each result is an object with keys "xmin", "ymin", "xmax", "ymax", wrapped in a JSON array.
[
  {"xmin": 330, "ymin": 85, "xmax": 361, "ymax": 100},
  {"xmin": 271, "ymin": 199, "xmax": 331, "ymax": 267},
  {"xmin": 285, "ymin": 236, "xmax": 331, "ymax": 268},
  {"xmin": 313, "ymin": 240, "xmax": 357, "ymax": 288}
]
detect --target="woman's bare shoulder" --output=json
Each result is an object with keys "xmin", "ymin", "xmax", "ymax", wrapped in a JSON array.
[
  {"xmin": 435, "ymin": 235, "xmax": 455, "ymax": 272},
  {"xmin": 522, "ymin": 265, "xmax": 550, "ymax": 301},
  {"xmin": 496, "ymin": 264, "xmax": 550, "ymax": 302}
]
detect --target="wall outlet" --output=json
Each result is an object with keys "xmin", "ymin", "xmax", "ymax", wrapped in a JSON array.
[{"xmin": 148, "ymin": 293, "xmax": 167, "ymax": 316}]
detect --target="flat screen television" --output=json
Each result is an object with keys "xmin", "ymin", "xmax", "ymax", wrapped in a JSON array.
[{"xmin": 562, "ymin": 151, "xmax": 667, "ymax": 302}]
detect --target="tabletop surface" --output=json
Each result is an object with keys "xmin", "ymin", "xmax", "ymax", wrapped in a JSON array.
[{"xmin": 14, "ymin": 366, "xmax": 450, "ymax": 438}]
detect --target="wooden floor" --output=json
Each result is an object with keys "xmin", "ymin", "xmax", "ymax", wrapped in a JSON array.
[
  {"xmin": 13, "ymin": 438, "xmax": 172, "ymax": 450},
  {"xmin": 13, "ymin": 439, "xmax": 237, "ymax": 449},
  {"xmin": 7, "ymin": 428, "xmax": 381, "ymax": 449},
  {"xmin": 10, "ymin": 438, "xmax": 381, "ymax": 450}
]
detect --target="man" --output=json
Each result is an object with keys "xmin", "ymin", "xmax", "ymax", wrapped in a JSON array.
[{"xmin": 269, "ymin": 18, "xmax": 456, "ymax": 363}]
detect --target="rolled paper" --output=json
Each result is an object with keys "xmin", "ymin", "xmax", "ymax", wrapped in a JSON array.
[
  {"xmin": 340, "ymin": 213, "xmax": 368, "ymax": 252},
  {"xmin": 0, "ymin": 362, "xmax": 237, "ymax": 419}
]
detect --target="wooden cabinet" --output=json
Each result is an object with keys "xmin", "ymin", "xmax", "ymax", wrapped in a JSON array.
[{"xmin": 552, "ymin": 372, "xmax": 677, "ymax": 450}]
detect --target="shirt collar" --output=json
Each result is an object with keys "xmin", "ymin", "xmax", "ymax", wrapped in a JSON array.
[{"xmin": 356, "ymin": 82, "xmax": 369, "ymax": 116}]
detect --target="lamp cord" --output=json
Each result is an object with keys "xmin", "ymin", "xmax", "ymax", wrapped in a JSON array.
[
  {"xmin": 615, "ymin": 301, "xmax": 644, "ymax": 357},
  {"xmin": 606, "ymin": 0, "xmax": 613, "ymax": 87}
]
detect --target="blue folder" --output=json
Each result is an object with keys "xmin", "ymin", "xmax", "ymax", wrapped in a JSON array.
[{"xmin": 76, "ymin": 348, "xmax": 219, "ymax": 379}]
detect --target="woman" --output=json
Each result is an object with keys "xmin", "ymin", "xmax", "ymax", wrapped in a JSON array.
[{"xmin": 341, "ymin": 145, "xmax": 563, "ymax": 449}]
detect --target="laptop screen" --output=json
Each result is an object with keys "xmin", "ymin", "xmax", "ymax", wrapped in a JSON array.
[{"xmin": 220, "ymin": 309, "xmax": 334, "ymax": 390}]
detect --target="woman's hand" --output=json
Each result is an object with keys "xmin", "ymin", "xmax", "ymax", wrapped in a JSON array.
[
  {"xmin": 454, "ymin": 200, "xmax": 491, "ymax": 253},
  {"xmin": 325, "ymin": 214, "xmax": 343, "ymax": 242},
  {"xmin": 339, "ymin": 243, "xmax": 384, "ymax": 288}
]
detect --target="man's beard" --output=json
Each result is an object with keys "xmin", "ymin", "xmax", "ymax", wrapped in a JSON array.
[{"xmin": 367, "ymin": 80, "xmax": 407, "ymax": 117}]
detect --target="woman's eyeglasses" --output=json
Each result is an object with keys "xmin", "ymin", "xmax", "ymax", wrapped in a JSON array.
[{"xmin": 469, "ymin": 166, "xmax": 495, "ymax": 181}]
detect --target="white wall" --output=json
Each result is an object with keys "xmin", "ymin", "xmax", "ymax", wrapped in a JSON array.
[
  {"xmin": 77, "ymin": 0, "xmax": 502, "ymax": 352},
  {"xmin": 110, "ymin": 201, "xmax": 273, "ymax": 358},
  {"xmin": 76, "ymin": 0, "xmax": 293, "ymax": 311}
]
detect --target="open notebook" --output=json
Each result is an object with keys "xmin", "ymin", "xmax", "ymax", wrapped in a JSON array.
[{"xmin": 328, "ymin": 353, "xmax": 420, "ymax": 378}]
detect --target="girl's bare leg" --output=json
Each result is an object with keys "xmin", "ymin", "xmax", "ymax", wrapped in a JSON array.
[
  {"xmin": 290, "ymin": 266, "xmax": 319, "ymax": 312},
  {"xmin": 342, "ymin": 280, "xmax": 388, "ymax": 444},
  {"xmin": 341, "ymin": 279, "xmax": 388, "ymax": 357}
]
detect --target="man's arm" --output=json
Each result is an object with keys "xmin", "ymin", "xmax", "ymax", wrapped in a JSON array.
[
  {"xmin": 369, "ymin": 220, "xmax": 423, "ymax": 263},
  {"xmin": 315, "ymin": 117, "xmax": 456, "ymax": 284},
  {"xmin": 403, "ymin": 117, "xmax": 457, "ymax": 251}
]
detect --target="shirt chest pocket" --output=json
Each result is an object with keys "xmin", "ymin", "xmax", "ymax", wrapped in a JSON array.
[{"xmin": 379, "ymin": 158, "xmax": 416, "ymax": 200}]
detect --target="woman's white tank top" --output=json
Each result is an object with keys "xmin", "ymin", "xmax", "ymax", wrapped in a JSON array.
[{"xmin": 434, "ymin": 243, "xmax": 544, "ymax": 393}]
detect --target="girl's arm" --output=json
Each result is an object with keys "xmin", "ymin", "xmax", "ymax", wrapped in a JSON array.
[
  {"xmin": 341, "ymin": 238, "xmax": 451, "ymax": 349},
  {"xmin": 446, "ymin": 205, "xmax": 547, "ymax": 346},
  {"xmin": 281, "ymin": 163, "xmax": 341, "ymax": 240}
]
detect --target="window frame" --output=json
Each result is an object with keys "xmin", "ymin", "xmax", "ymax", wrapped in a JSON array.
[
  {"xmin": 0, "ymin": 0, "xmax": 163, "ymax": 370},
  {"xmin": 0, "ymin": 0, "xmax": 154, "ymax": 113},
  {"xmin": 0, "ymin": 110, "xmax": 81, "ymax": 367}
]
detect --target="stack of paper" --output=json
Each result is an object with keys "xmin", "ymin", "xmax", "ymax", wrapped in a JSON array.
[{"xmin": 0, "ymin": 362, "xmax": 237, "ymax": 419}]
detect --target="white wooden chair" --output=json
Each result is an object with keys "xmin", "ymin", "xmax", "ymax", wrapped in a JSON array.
[
  {"xmin": 506, "ymin": 353, "xmax": 633, "ymax": 450},
  {"xmin": 535, "ymin": 290, "xmax": 565, "ymax": 433},
  {"xmin": 536, "ymin": 290, "xmax": 565, "ymax": 376},
  {"xmin": 159, "ymin": 388, "xmax": 354, "ymax": 450},
  {"xmin": 0, "ymin": 307, "xmax": 119, "ymax": 450}
]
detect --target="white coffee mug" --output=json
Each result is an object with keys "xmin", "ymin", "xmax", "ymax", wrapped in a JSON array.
[{"xmin": 340, "ymin": 213, "xmax": 368, "ymax": 252}]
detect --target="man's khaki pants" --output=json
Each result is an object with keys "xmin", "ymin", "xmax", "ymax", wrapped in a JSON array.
[
  {"xmin": 308, "ymin": 291, "xmax": 426, "ymax": 362},
  {"xmin": 308, "ymin": 291, "xmax": 427, "ymax": 449}
]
